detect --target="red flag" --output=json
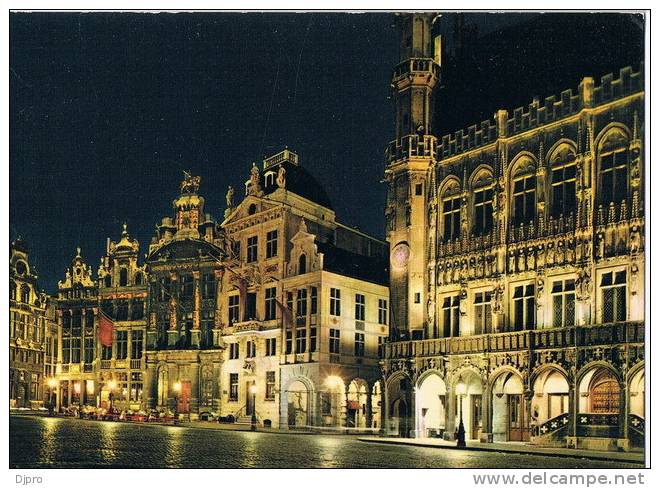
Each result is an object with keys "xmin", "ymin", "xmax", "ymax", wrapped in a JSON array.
[
  {"xmin": 275, "ymin": 297, "xmax": 293, "ymax": 327},
  {"xmin": 98, "ymin": 311, "xmax": 114, "ymax": 347}
]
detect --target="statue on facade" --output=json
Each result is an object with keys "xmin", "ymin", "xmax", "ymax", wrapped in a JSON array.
[
  {"xmin": 180, "ymin": 171, "xmax": 201, "ymax": 194},
  {"xmin": 248, "ymin": 162, "xmax": 262, "ymax": 195},
  {"xmin": 276, "ymin": 165, "xmax": 286, "ymax": 189},
  {"xmin": 225, "ymin": 186, "xmax": 234, "ymax": 208}
]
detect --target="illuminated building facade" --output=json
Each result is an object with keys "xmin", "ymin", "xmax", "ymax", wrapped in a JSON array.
[
  {"xmin": 9, "ymin": 239, "xmax": 56, "ymax": 408},
  {"xmin": 381, "ymin": 13, "xmax": 645, "ymax": 451}
]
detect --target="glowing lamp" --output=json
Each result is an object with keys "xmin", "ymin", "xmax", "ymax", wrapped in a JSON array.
[
  {"xmin": 173, "ymin": 381, "xmax": 182, "ymax": 393},
  {"xmin": 456, "ymin": 379, "xmax": 466, "ymax": 397},
  {"xmin": 47, "ymin": 378, "xmax": 58, "ymax": 389},
  {"xmin": 249, "ymin": 384, "xmax": 257, "ymax": 395},
  {"xmin": 325, "ymin": 375, "xmax": 343, "ymax": 390},
  {"xmin": 107, "ymin": 379, "xmax": 117, "ymax": 391}
]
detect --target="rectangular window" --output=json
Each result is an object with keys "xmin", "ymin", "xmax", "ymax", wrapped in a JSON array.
[
  {"xmin": 265, "ymin": 337, "xmax": 277, "ymax": 356},
  {"xmin": 474, "ymin": 291, "xmax": 493, "ymax": 335},
  {"xmin": 202, "ymin": 273, "xmax": 216, "ymax": 299},
  {"xmin": 247, "ymin": 236, "xmax": 258, "ymax": 263},
  {"xmin": 513, "ymin": 174, "xmax": 536, "ymax": 225},
  {"xmin": 130, "ymin": 372, "xmax": 143, "ymax": 402},
  {"xmin": 62, "ymin": 337, "xmax": 71, "ymax": 363},
  {"xmin": 474, "ymin": 187, "xmax": 494, "ymax": 235},
  {"xmin": 551, "ymin": 160, "xmax": 577, "ymax": 217},
  {"xmin": 329, "ymin": 328, "xmax": 340, "ymax": 354},
  {"xmin": 310, "ymin": 287, "xmax": 318, "ymax": 315},
  {"xmin": 265, "ymin": 371, "xmax": 276, "ymax": 400},
  {"xmin": 201, "ymin": 310, "xmax": 215, "ymax": 347},
  {"xmin": 115, "ymin": 300, "xmax": 129, "ymax": 321},
  {"xmin": 246, "ymin": 340, "xmax": 256, "ymax": 358},
  {"xmin": 296, "ymin": 289, "xmax": 308, "ymax": 318},
  {"xmin": 229, "ymin": 373, "xmax": 239, "ymax": 401},
  {"xmin": 130, "ymin": 330, "xmax": 143, "ymax": 359},
  {"xmin": 115, "ymin": 330, "xmax": 128, "ymax": 360},
  {"xmin": 354, "ymin": 332, "xmax": 365, "ymax": 357},
  {"xmin": 131, "ymin": 299, "xmax": 144, "ymax": 320},
  {"xmin": 378, "ymin": 299, "xmax": 388, "ymax": 325},
  {"xmin": 180, "ymin": 275, "xmax": 194, "ymax": 298},
  {"xmin": 245, "ymin": 292, "xmax": 257, "ymax": 320},
  {"xmin": 310, "ymin": 327, "xmax": 317, "ymax": 353},
  {"xmin": 600, "ymin": 149, "xmax": 628, "ymax": 206},
  {"xmin": 442, "ymin": 195, "xmax": 461, "ymax": 241},
  {"xmin": 265, "ymin": 287, "xmax": 277, "ymax": 321},
  {"xmin": 601, "ymin": 271, "xmax": 627, "ymax": 323},
  {"xmin": 513, "ymin": 284, "xmax": 536, "ymax": 330},
  {"xmin": 228, "ymin": 295, "xmax": 240, "ymax": 324},
  {"xmin": 101, "ymin": 344, "xmax": 112, "ymax": 361},
  {"xmin": 355, "ymin": 294, "xmax": 365, "ymax": 321},
  {"xmin": 415, "ymin": 183, "xmax": 423, "ymax": 196},
  {"xmin": 330, "ymin": 288, "xmax": 341, "ymax": 316},
  {"xmin": 84, "ymin": 337, "xmax": 95, "ymax": 364},
  {"xmin": 296, "ymin": 329, "xmax": 307, "ymax": 354},
  {"xmin": 285, "ymin": 330, "xmax": 293, "ymax": 354},
  {"xmin": 70, "ymin": 337, "xmax": 81, "ymax": 363},
  {"xmin": 229, "ymin": 342, "xmax": 240, "ymax": 360},
  {"xmin": 442, "ymin": 295, "xmax": 460, "ymax": 337},
  {"xmin": 552, "ymin": 279, "xmax": 576, "ymax": 327},
  {"xmin": 266, "ymin": 230, "xmax": 278, "ymax": 258},
  {"xmin": 414, "ymin": 292, "xmax": 421, "ymax": 304}
]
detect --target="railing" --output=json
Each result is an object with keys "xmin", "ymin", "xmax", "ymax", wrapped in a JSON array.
[
  {"xmin": 383, "ymin": 321, "xmax": 644, "ymax": 360},
  {"xmin": 232, "ymin": 320, "xmax": 279, "ymax": 334},
  {"xmin": 629, "ymin": 414, "xmax": 644, "ymax": 436},
  {"xmin": 100, "ymin": 360, "xmax": 112, "ymax": 369},
  {"xmin": 532, "ymin": 413, "xmax": 569, "ymax": 437},
  {"xmin": 385, "ymin": 134, "xmax": 437, "ymax": 164},
  {"xmin": 392, "ymin": 57, "xmax": 440, "ymax": 81},
  {"xmin": 83, "ymin": 363, "xmax": 94, "ymax": 373},
  {"xmin": 130, "ymin": 358, "xmax": 142, "ymax": 370}
]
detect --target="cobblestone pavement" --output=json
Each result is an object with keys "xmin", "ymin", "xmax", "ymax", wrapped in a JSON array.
[{"xmin": 10, "ymin": 415, "xmax": 641, "ymax": 469}]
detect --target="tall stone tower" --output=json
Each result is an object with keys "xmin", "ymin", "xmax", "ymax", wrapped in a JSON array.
[{"xmin": 385, "ymin": 13, "xmax": 440, "ymax": 338}]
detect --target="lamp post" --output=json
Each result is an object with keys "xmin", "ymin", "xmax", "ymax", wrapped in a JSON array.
[
  {"xmin": 46, "ymin": 378, "xmax": 57, "ymax": 416},
  {"xmin": 249, "ymin": 383, "xmax": 257, "ymax": 431},
  {"xmin": 173, "ymin": 381, "xmax": 182, "ymax": 419},
  {"xmin": 455, "ymin": 378, "xmax": 467, "ymax": 448}
]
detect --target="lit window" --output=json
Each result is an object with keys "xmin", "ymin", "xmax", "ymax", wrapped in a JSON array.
[
  {"xmin": 601, "ymin": 271, "xmax": 627, "ymax": 323},
  {"xmin": 552, "ymin": 279, "xmax": 575, "ymax": 327}
]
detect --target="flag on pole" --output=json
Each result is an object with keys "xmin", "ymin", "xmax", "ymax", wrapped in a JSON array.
[
  {"xmin": 275, "ymin": 297, "xmax": 293, "ymax": 327},
  {"xmin": 98, "ymin": 311, "xmax": 114, "ymax": 347}
]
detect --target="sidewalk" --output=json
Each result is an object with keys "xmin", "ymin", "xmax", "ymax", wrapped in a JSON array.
[{"xmin": 357, "ymin": 436, "xmax": 645, "ymax": 464}]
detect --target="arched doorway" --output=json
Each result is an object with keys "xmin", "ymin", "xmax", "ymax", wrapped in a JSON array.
[
  {"xmin": 629, "ymin": 368, "xmax": 645, "ymax": 418},
  {"xmin": 392, "ymin": 398, "xmax": 408, "ymax": 437},
  {"xmin": 531, "ymin": 369, "xmax": 569, "ymax": 424},
  {"xmin": 491, "ymin": 371, "xmax": 527, "ymax": 442},
  {"xmin": 386, "ymin": 373, "xmax": 413, "ymax": 437},
  {"xmin": 347, "ymin": 379, "xmax": 368, "ymax": 428},
  {"xmin": 416, "ymin": 373, "xmax": 446, "ymax": 438},
  {"xmin": 286, "ymin": 380, "xmax": 309, "ymax": 428},
  {"xmin": 455, "ymin": 371, "xmax": 483, "ymax": 441}
]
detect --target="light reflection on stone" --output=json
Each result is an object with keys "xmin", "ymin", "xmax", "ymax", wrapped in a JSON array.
[
  {"xmin": 37, "ymin": 417, "xmax": 59, "ymax": 466},
  {"xmin": 99, "ymin": 421, "xmax": 118, "ymax": 464},
  {"xmin": 164, "ymin": 426, "xmax": 184, "ymax": 468},
  {"xmin": 315, "ymin": 435, "xmax": 341, "ymax": 468}
]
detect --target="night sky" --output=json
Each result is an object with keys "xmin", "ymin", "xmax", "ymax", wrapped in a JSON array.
[
  {"xmin": 10, "ymin": 12, "xmax": 643, "ymax": 293},
  {"xmin": 11, "ymin": 12, "xmax": 402, "ymax": 292}
]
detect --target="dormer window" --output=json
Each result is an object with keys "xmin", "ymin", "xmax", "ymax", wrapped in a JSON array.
[
  {"xmin": 119, "ymin": 268, "xmax": 128, "ymax": 287},
  {"xmin": 298, "ymin": 254, "xmax": 307, "ymax": 274}
]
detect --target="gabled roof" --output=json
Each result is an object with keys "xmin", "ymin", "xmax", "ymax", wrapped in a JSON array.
[
  {"xmin": 317, "ymin": 241, "xmax": 389, "ymax": 286},
  {"xmin": 261, "ymin": 160, "xmax": 334, "ymax": 211}
]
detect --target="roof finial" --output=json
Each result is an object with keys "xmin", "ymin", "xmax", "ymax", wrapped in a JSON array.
[{"xmin": 76, "ymin": 247, "xmax": 81, "ymax": 257}]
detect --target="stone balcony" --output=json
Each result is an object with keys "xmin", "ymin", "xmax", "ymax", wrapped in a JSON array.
[
  {"xmin": 382, "ymin": 321, "xmax": 644, "ymax": 360},
  {"xmin": 231, "ymin": 319, "xmax": 279, "ymax": 335}
]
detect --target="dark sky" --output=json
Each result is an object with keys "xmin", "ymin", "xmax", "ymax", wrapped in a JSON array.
[
  {"xmin": 10, "ymin": 12, "xmax": 401, "ymax": 292},
  {"xmin": 10, "ymin": 12, "xmax": 643, "ymax": 293}
]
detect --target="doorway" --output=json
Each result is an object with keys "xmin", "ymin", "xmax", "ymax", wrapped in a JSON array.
[
  {"xmin": 246, "ymin": 381, "xmax": 255, "ymax": 416},
  {"xmin": 471, "ymin": 394, "xmax": 482, "ymax": 440},
  {"xmin": 177, "ymin": 381, "xmax": 191, "ymax": 414},
  {"xmin": 507, "ymin": 394, "xmax": 525, "ymax": 441}
]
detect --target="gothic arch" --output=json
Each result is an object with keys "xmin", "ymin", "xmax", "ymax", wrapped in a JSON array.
[
  {"xmin": 468, "ymin": 164, "xmax": 495, "ymax": 189},
  {"xmin": 627, "ymin": 361, "xmax": 645, "ymax": 385},
  {"xmin": 547, "ymin": 139, "xmax": 578, "ymax": 165},
  {"xmin": 529, "ymin": 363, "xmax": 571, "ymax": 388},
  {"xmin": 575, "ymin": 360, "xmax": 622, "ymax": 388},
  {"xmin": 595, "ymin": 123, "xmax": 631, "ymax": 152},
  {"xmin": 416, "ymin": 368, "xmax": 446, "ymax": 388},
  {"xmin": 506, "ymin": 151, "xmax": 537, "ymax": 182},
  {"xmin": 438, "ymin": 175, "xmax": 461, "ymax": 197},
  {"xmin": 488, "ymin": 367, "xmax": 526, "ymax": 393}
]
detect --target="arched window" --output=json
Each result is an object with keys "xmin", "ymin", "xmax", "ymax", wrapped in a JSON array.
[
  {"xmin": 20, "ymin": 284, "xmax": 30, "ymax": 304},
  {"xmin": 471, "ymin": 170, "xmax": 494, "ymax": 236},
  {"xmin": 549, "ymin": 145, "xmax": 577, "ymax": 217},
  {"xmin": 119, "ymin": 268, "xmax": 128, "ymax": 287},
  {"xmin": 104, "ymin": 275, "xmax": 112, "ymax": 288},
  {"xmin": 134, "ymin": 272, "xmax": 143, "ymax": 286},
  {"xmin": 10, "ymin": 281, "xmax": 17, "ymax": 300},
  {"xmin": 440, "ymin": 179, "xmax": 461, "ymax": 242},
  {"xmin": 598, "ymin": 129, "xmax": 629, "ymax": 206},
  {"xmin": 298, "ymin": 254, "xmax": 307, "ymax": 274},
  {"xmin": 248, "ymin": 203, "xmax": 257, "ymax": 215},
  {"xmin": 511, "ymin": 157, "xmax": 536, "ymax": 226}
]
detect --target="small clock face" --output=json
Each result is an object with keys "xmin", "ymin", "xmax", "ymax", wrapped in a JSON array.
[{"xmin": 391, "ymin": 242, "xmax": 410, "ymax": 269}]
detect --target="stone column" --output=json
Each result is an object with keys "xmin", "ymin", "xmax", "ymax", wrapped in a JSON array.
[
  {"xmin": 191, "ymin": 271, "xmax": 201, "ymax": 347},
  {"xmin": 445, "ymin": 381, "xmax": 456, "ymax": 441},
  {"xmin": 480, "ymin": 382, "xmax": 493, "ymax": 443},
  {"xmin": 366, "ymin": 384, "xmax": 373, "ymax": 429},
  {"xmin": 566, "ymin": 379, "xmax": 578, "ymax": 449},
  {"xmin": 213, "ymin": 269, "xmax": 225, "ymax": 347},
  {"xmin": 619, "ymin": 378, "xmax": 630, "ymax": 451},
  {"xmin": 344, "ymin": 384, "xmax": 350, "ymax": 429},
  {"xmin": 381, "ymin": 377, "xmax": 388, "ymax": 435},
  {"xmin": 190, "ymin": 363, "xmax": 200, "ymax": 417}
]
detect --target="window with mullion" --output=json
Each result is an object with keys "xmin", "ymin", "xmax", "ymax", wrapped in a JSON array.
[
  {"xmin": 600, "ymin": 150, "xmax": 628, "ymax": 206},
  {"xmin": 442, "ymin": 295, "xmax": 460, "ymax": 337},
  {"xmin": 601, "ymin": 271, "xmax": 627, "ymax": 323},
  {"xmin": 513, "ymin": 284, "xmax": 535, "ymax": 330},
  {"xmin": 442, "ymin": 196, "xmax": 461, "ymax": 241},
  {"xmin": 551, "ymin": 161, "xmax": 577, "ymax": 217},
  {"xmin": 551, "ymin": 279, "xmax": 575, "ymax": 327},
  {"xmin": 473, "ymin": 187, "xmax": 493, "ymax": 235},
  {"xmin": 512, "ymin": 175, "xmax": 536, "ymax": 225}
]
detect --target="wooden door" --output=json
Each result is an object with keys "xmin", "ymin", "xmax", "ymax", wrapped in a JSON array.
[
  {"xmin": 246, "ymin": 382, "xmax": 255, "ymax": 416},
  {"xmin": 178, "ymin": 381, "xmax": 191, "ymax": 414},
  {"xmin": 507, "ymin": 394, "xmax": 524, "ymax": 441}
]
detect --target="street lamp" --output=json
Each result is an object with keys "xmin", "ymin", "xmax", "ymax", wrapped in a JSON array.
[
  {"xmin": 455, "ymin": 378, "xmax": 467, "ymax": 448},
  {"xmin": 107, "ymin": 379, "xmax": 117, "ymax": 411},
  {"xmin": 46, "ymin": 378, "xmax": 58, "ymax": 415},
  {"xmin": 173, "ymin": 381, "xmax": 182, "ymax": 419},
  {"xmin": 249, "ymin": 383, "xmax": 257, "ymax": 431}
]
